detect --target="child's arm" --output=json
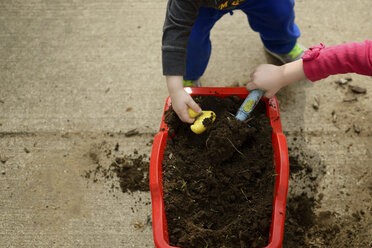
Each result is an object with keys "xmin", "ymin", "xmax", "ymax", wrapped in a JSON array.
[
  {"xmin": 303, "ymin": 40, "xmax": 372, "ymax": 81},
  {"xmin": 162, "ymin": 0, "xmax": 201, "ymax": 76},
  {"xmin": 246, "ymin": 40, "xmax": 372, "ymax": 97},
  {"xmin": 162, "ymin": 0, "xmax": 202, "ymax": 122}
]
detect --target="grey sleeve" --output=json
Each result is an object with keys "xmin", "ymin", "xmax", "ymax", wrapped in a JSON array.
[{"xmin": 162, "ymin": 0, "xmax": 201, "ymax": 76}]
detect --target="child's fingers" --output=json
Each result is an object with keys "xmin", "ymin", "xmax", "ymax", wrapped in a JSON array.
[
  {"xmin": 265, "ymin": 89, "xmax": 278, "ymax": 98},
  {"xmin": 246, "ymin": 82, "xmax": 258, "ymax": 91},
  {"xmin": 187, "ymin": 98, "xmax": 201, "ymax": 114},
  {"xmin": 179, "ymin": 109, "xmax": 195, "ymax": 123},
  {"xmin": 264, "ymin": 91, "xmax": 274, "ymax": 98},
  {"xmin": 249, "ymin": 70, "xmax": 256, "ymax": 80}
]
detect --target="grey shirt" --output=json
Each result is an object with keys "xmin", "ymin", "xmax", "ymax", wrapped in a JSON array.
[{"xmin": 162, "ymin": 0, "xmax": 246, "ymax": 75}]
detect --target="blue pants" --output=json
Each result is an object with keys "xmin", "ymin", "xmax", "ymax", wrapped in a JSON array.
[{"xmin": 184, "ymin": 0, "xmax": 300, "ymax": 80}]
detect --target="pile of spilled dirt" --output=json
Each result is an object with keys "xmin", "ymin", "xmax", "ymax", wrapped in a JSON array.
[
  {"xmin": 163, "ymin": 95, "xmax": 275, "ymax": 248},
  {"xmin": 282, "ymin": 142, "xmax": 371, "ymax": 248},
  {"xmin": 84, "ymin": 152, "xmax": 149, "ymax": 193}
]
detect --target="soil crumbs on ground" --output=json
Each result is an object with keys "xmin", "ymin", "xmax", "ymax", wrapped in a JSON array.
[
  {"xmin": 85, "ymin": 152, "xmax": 149, "ymax": 193},
  {"xmin": 283, "ymin": 147, "xmax": 371, "ymax": 248},
  {"xmin": 163, "ymin": 95, "xmax": 275, "ymax": 248}
]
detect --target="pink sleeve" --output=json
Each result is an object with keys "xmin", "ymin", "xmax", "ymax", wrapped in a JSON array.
[{"xmin": 302, "ymin": 40, "xmax": 372, "ymax": 82}]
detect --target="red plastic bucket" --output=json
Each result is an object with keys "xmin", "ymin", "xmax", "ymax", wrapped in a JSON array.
[{"xmin": 150, "ymin": 87, "xmax": 289, "ymax": 248}]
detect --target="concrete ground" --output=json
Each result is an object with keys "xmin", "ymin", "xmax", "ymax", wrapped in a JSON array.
[{"xmin": 0, "ymin": 0, "xmax": 371, "ymax": 247}]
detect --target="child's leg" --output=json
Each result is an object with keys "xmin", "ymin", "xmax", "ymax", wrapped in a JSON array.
[
  {"xmin": 184, "ymin": 7, "xmax": 226, "ymax": 81},
  {"xmin": 239, "ymin": 0, "xmax": 300, "ymax": 54}
]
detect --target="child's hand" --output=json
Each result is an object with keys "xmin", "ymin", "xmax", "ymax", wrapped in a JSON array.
[
  {"xmin": 170, "ymin": 89, "xmax": 201, "ymax": 123},
  {"xmin": 246, "ymin": 64, "xmax": 285, "ymax": 98},
  {"xmin": 166, "ymin": 76, "xmax": 201, "ymax": 123},
  {"xmin": 246, "ymin": 60, "xmax": 306, "ymax": 97}
]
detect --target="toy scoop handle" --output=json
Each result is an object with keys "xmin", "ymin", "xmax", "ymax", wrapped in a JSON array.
[{"xmin": 236, "ymin": 89, "xmax": 264, "ymax": 121}]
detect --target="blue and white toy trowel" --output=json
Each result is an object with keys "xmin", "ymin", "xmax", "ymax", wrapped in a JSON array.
[{"xmin": 236, "ymin": 89, "xmax": 264, "ymax": 121}]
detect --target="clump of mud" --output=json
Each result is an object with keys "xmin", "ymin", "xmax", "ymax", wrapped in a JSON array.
[
  {"xmin": 84, "ymin": 153, "xmax": 149, "ymax": 193},
  {"xmin": 110, "ymin": 155, "xmax": 149, "ymax": 192}
]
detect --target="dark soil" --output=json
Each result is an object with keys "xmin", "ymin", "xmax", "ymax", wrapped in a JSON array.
[
  {"xmin": 162, "ymin": 95, "xmax": 275, "ymax": 248},
  {"xmin": 282, "ymin": 148, "xmax": 326, "ymax": 248},
  {"xmin": 283, "ymin": 193, "xmax": 317, "ymax": 247},
  {"xmin": 84, "ymin": 153, "xmax": 149, "ymax": 193},
  {"xmin": 111, "ymin": 155, "xmax": 149, "ymax": 192},
  {"xmin": 282, "ymin": 150, "xmax": 371, "ymax": 248}
]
